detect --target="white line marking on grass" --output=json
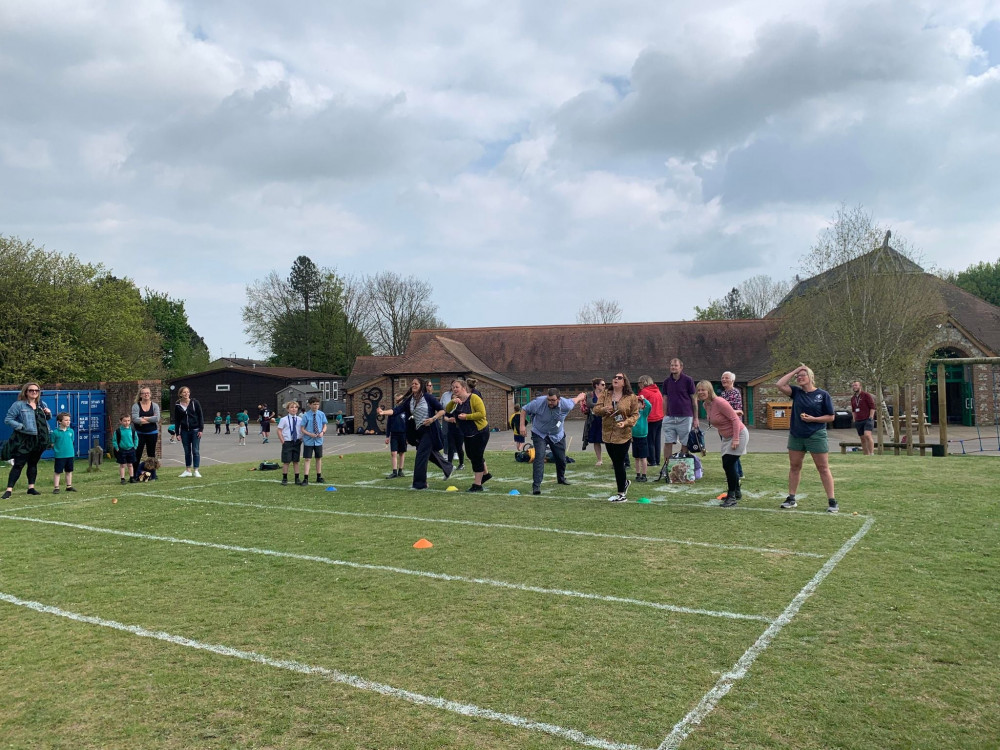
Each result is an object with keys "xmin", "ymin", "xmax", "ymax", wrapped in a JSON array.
[
  {"xmin": 0, "ymin": 497, "xmax": 109, "ymax": 514},
  {"xmin": 0, "ymin": 515, "xmax": 773, "ymax": 623},
  {"xmin": 657, "ymin": 516, "xmax": 876, "ymax": 750},
  {"xmin": 0, "ymin": 591, "xmax": 647, "ymax": 750},
  {"xmin": 134, "ymin": 492, "xmax": 824, "ymax": 558}
]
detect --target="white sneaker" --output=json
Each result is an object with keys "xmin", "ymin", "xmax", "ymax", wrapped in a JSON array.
[
  {"xmin": 194, "ymin": 470, "xmax": 202, "ymax": 478},
  {"xmin": 179, "ymin": 470, "xmax": 193, "ymax": 477}
]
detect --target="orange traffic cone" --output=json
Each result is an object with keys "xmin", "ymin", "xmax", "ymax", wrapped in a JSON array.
[{"xmin": 413, "ymin": 538, "xmax": 433, "ymax": 549}]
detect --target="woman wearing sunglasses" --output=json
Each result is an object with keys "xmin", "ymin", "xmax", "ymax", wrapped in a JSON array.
[{"xmin": 3, "ymin": 383, "xmax": 52, "ymax": 499}]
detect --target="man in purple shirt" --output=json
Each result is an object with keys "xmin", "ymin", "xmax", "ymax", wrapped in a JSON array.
[{"xmin": 661, "ymin": 358, "xmax": 699, "ymax": 456}]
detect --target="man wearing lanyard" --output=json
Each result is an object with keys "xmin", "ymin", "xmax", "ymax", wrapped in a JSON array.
[
  {"xmin": 277, "ymin": 401, "xmax": 304, "ymax": 485},
  {"xmin": 520, "ymin": 388, "xmax": 587, "ymax": 496},
  {"xmin": 850, "ymin": 381, "xmax": 877, "ymax": 455}
]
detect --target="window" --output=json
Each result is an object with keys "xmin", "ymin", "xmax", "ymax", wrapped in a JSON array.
[
  {"xmin": 332, "ymin": 382, "xmax": 340, "ymax": 401},
  {"xmin": 216, "ymin": 384, "xmax": 231, "ymax": 392}
]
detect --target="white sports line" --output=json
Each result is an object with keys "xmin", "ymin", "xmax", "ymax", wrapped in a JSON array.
[
  {"xmin": 657, "ymin": 516, "xmax": 876, "ymax": 749},
  {"xmin": 0, "ymin": 484, "xmax": 874, "ymax": 748},
  {"xmin": 0, "ymin": 590, "xmax": 644, "ymax": 750},
  {"xmin": 133, "ymin": 491, "xmax": 825, "ymax": 559},
  {"xmin": 0, "ymin": 514, "xmax": 772, "ymax": 623}
]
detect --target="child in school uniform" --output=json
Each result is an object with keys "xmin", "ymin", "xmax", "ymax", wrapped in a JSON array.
[
  {"xmin": 238, "ymin": 421, "xmax": 247, "ymax": 446},
  {"xmin": 52, "ymin": 412, "xmax": 77, "ymax": 493},
  {"xmin": 277, "ymin": 401, "xmax": 304, "ymax": 485},
  {"xmin": 300, "ymin": 396, "xmax": 328, "ymax": 486},
  {"xmin": 214, "ymin": 412, "xmax": 223, "ymax": 434},
  {"xmin": 112, "ymin": 414, "xmax": 138, "ymax": 484},
  {"xmin": 379, "ymin": 394, "xmax": 408, "ymax": 478}
]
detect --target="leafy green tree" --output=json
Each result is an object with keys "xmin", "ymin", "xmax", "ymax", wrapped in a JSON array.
[
  {"xmin": 288, "ymin": 255, "xmax": 322, "ymax": 369},
  {"xmin": 0, "ymin": 235, "xmax": 163, "ymax": 382},
  {"xmin": 142, "ymin": 290, "xmax": 211, "ymax": 376},
  {"xmin": 694, "ymin": 287, "xmax": 752, "ymax": 320},
  {"xmin": 951, "ymin": 259, "xmax": 1000, "ymax": 308}
]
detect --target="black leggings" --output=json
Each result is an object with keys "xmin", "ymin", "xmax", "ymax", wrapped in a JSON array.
[
  {"xmin": 7, "ymin": 446, "xmax": 44, "ymax": 489},
  {"xmin": 721, "ymin": 454, "xmax": 741, "ymax": 494},
  {"xmin": 135, "ymin": 432, "xmax": 158, "ymax": 478},
  {"xmin": 448, "ymin": 427, "xmax": 465, "ymax": 464},
  {"xmin": 605, "ymin": 440, "xmax": 632, "ymax": 493},
  {"xmin": 462, "ymin": 429, "xmax": 490, "ymax": 473}
]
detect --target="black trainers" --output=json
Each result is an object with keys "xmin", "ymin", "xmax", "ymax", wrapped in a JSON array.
[
  {"xmin": 720, "ymin": 495, "xmax": 738, "ymax": 508},
  {"xmin": 557, "ymin": 477, "xmax": 571, "ymax": 485},
  {"xmin": 281, "ymin": 477, "xmax": 288, "ymax": 485},
  {"xmin": 66, "ymin": 486, "xmax": 77, "ymax": 492},
  {"xmin": 780, "ymin": 496, "xmax": 797, "ymax": 509},
  {"xmin": 532, "ymin": 486, "xmax": 541, "ymax": 496},
  {"xmin": 456, "ymin": 463, "xmax": 465, "ymax": 471},
  {"xmin": 27, "ymin": 488, "xmax": 41, "ymax": 495},
  {"xmin": 635, "ymin": 472, "xmax": 642, "ymax": 481},
  {"xmin": 388, "ymin": 469, "xmax": 399, "ymax": 478},
  {"xmin": 300, "ymin": 478, "xmax": 309, "ymax": 487},
  {"xmin": 120, "ymin": 478, "xmax": 127, "ymax": 485},
  {"xmin": 53, "ymin": 488, "xmax": 60, "ymax": 494},
  {"xmin": 735, "ymin": 489, "xmax": 742, "ymax": 500},
  {"xmin": 1, "ymin": 490, "xmax": 10, "ymax": 500},
  {"xmin": 466, "ymin": 484, "xmax": 483, "ymax": 492},
  {"xmin": 827, "ymin": 499, "xmax": 839, "ymax": 514},
  {"xmin": 482, "ymin": 472, "xmax": 493, "ymax": 484},
  {"xmin": 315, "ymin": 476, "xmax": 324, "ymax": 483}
]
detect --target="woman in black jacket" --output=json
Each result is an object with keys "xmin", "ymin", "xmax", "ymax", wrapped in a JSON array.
[
  {"xmin": 385, "ymin": 378, "xmax": 452, "ymax": 490},
  {"xmin": 173, "ymin": 386, "xmax": 204, "ymax": 478}
]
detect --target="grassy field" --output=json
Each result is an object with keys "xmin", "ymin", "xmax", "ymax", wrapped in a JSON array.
[{"xmin": 1, "ymin": 448, "xmax": 997, "ymax": 749}]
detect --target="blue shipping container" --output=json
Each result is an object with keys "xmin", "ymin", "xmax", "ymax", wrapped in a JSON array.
[{"xmin": 0, "ymin": 390, "xmax": 106, "ymax": 459}]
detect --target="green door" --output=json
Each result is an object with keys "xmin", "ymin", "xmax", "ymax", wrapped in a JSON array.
[{"xmin": 962, "ymin": 381, "xmax": 974, "ymax": 426}]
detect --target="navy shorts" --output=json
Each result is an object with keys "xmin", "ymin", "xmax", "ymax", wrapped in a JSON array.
[
  {"xmin": 54, "ymin": 457, "xmax": 75, "ymax": 474},
  {"xmin": 631, "ymin": 438, "xmax": 649, "ymax": 459},
  {"xmin": 303, "ymin": 444, "xmax": 323, "ymax": 459},
  {"xmin": 390, "ymin": 433, "xmax": 408, "ymax": 453},
  {"xmin": 854, "ymin": 418, "xmax": 874, "ymax": 436},
  {"xmin": 117, "ymin": 449, "xmax": 136, "ymax": 465},
  {"xmin": 281, "ymin": 440, "xmax": 302, "ymax": 464}
]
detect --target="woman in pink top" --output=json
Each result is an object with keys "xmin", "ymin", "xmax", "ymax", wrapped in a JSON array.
[{"xmin": 696, "ymin": 380, "xmax": 749, "ymax": 508}]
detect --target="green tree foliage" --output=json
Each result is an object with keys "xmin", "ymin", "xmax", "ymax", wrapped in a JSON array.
[
  {"xmin": 694, "ymin": 288, "xmax": 752, "ymax": 320},
  {"xmin": 243, "ymin": 264, "xmax": 372, "ymax": 374},
  {"xmin": 771, "ymin": 205, "xmax": 944, "ymax": 395},
  {"xmin": 949, "ymin": 259, "xmax": 1000, "ymax": 308},
  {"xmin": 288, "ymin": 255, "xmax": 322, "ymax": 369},
  {"xmin": 142, "ymin": 290, "xmax": 211, "ymax": 376},
  {"xmin": 0, "ymin": 235, "xmax": 163, "ymax": 383}
]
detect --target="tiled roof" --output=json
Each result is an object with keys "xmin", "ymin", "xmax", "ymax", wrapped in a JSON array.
[
  {"xmin": 405, "ymin": 320, "xmax": 781, "ymax": 384},
  {"xmin": 345, "ymin": 355, "xmax": 403, "ymax": 391},
  {"xmin": 168, "ymin": 365, "xmax": 342, "ymax": 384},
  {"xmin": 384, "ymin": 337, "xmax": 522, "ymax": 387},
  {"xmin": 933, "ymin": 277, "xmax": 1000, "ymax": 355}
]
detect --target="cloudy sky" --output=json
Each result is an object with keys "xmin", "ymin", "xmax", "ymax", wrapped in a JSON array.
[{"xmin": 2, "ymin": 0, "xmax": 999, "ymax": 359}]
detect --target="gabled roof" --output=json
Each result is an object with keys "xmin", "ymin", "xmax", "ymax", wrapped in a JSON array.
[
  {"xmin": 345, "ymin": 355, "xmax": 403, "ymax": 391},
  {"xmin": 209, "ymin": 357, "xmax": 268, "ymax": 368},
  {"xmin": 168, "ymin": 365, "xmax": 342, "ymax": 384},
  {"xmin": 384, "ymin": 337, "xmax": 521, "ymax": 387},
  {"xmin": 405, "ymin": 320, "xmax": 781, "ymax": 384},
  {"xmin": 933, "ymin": 277, "xmax": 1000, "ymax": 356}
]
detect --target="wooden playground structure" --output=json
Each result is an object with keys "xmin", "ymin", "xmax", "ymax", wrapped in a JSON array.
[{"xmin": 838, "ymin": 357, "xmax": 1000, "ymax": 457}]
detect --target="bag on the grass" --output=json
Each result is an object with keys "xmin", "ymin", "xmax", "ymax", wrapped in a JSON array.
[
  {"xmin": 665, "ymin": 454, "xmax": 696, "ymax": 484},
  {"xmin": 686, "ymin": 428, "xmax": 706, "ymax": 455},
  {"xmin": 258, "ymin": 461, "xmax": 280, "ymax": 471}
]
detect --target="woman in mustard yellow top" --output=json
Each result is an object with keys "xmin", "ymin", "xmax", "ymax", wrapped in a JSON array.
[
  {"xmin": 445, "ymin": 378, "xmax": 492, "ymax": 492},
  {"xmin": 592, "ymin": 372, "xmax": 639, "ymax": 502}
]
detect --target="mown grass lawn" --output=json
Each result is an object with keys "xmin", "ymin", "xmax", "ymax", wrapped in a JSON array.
[{"xmin": 1, "ymin": 449, "xmax": 997, "ymax": 749}]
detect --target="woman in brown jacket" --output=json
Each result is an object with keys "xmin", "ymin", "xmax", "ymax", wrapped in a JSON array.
[{"xmin": 592, "ymin": 372, "xmax": 639, "ymax": 502}]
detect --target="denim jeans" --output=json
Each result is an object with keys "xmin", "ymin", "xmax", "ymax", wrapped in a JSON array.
[{"xmin": 180, "ymin": 428, "xmax": 201, "ymax": 469}]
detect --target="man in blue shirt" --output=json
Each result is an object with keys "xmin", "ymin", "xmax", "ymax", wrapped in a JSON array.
[{"xmin": 520, "ymin": 388, "xmax": 587, "ymax": 495}]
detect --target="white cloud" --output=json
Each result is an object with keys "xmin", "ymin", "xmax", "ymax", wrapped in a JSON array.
[{"xmin": 1, "ymin": 0, "xmax": 999, "ymax": 357}]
